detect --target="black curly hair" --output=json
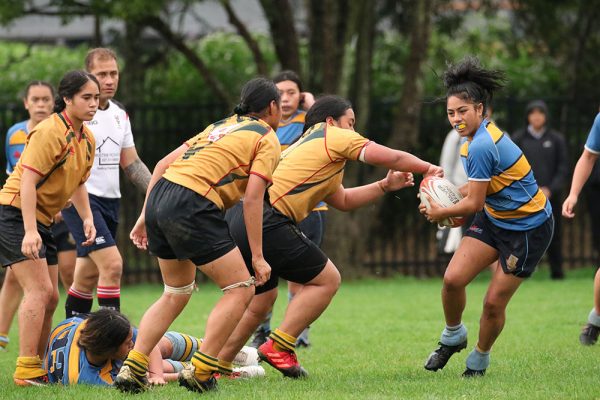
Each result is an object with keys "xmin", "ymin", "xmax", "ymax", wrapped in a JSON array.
[{"xmin": 443, "ymin": 56, "xmax": 506, "ymax": 116}]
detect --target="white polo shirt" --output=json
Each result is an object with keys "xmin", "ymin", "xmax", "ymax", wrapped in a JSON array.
[{"xmin": 84, "ymin": 100, "xmax": 135, "ymax": 198}]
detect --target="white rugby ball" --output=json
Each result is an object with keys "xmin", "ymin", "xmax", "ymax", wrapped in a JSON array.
[
  {"xmin": 419, "ymin": 176, "xmax": 465, "ymax": 228},
  {"xmin": 233, "ymin": 345, "xmax": 260, "ymax": 366}
]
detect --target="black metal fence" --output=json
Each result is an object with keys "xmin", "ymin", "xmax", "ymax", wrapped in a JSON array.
[{"xmin": 0, "ymin": 97, "xmax": 597, "ymax": 282}]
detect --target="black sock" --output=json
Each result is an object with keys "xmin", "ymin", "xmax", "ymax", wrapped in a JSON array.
[{"xmin": 65, "ymin": 287, "xmax": 93, "ymax": 318}]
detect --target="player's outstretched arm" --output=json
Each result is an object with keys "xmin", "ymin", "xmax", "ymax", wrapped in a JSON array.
[
  {"xmin": 147, "ymin": 345, "xmax": 166, "ymax": 386},
  {"xmin": 363, "ymin": 143, "xmax": 443, "ymax": 177},
  {"xmin": 325, "ymin": 171, "xmax": 414, "ymax": 212},
  {"xmin": 563, "ymin": 149, "xmax": 599, "ymax": 218}
]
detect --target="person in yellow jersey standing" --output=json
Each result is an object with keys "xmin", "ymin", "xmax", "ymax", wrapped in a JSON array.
[
  {"xmin": 116, "ymin": 78, "xmax": 281, "ymax": 394},
  {"xmin": 218, "ymin": 95, "xmax": 443, "ymax": 378},
  {"xmin": 0, "ymin": 70, "xmax": 98, "ymax": 386}
]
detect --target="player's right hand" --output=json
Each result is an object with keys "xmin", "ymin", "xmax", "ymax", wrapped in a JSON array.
[
  {"xmin": 252, "ymin": 256, "xmax": 271, "ymax": 286},
  {"xmin": 425, "ymin": 164, "xmax": 444, "ymax": 178},
  {"xmin": 130, "ymin": 215, "xmax": 148, "ymax": 250},
  {"xmin": 21, "ymin": 230, "xmax": 42, "ymax": 259},
  {"xmin": 562, "ymin": 194, "xmax": 578, "ymax": 218}
]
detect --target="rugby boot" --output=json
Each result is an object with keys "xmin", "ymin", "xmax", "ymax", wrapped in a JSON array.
[
  {"xmin": 114, "ymin": 365, "xmax": 150, "ymax": 393},
  {"xmin": 462, "ymin": 368, "xmax": 486, "ymax": 377},
  {"xmin": 178, "ymin": 363, "xmax": 218, "ymax": 393},
  {"xmin": 249, "ymin": 327, "xmax": 270, "ymax": 348},
  {"xmin": 424, "ymin": 340, "xmax": 467, "ymax": 371},
  {"xmin": 14, "ymin": 374, "xmax": 49, "ymax": 387},
  {"xmin": 580, "ymin": 323, "xmax": 600, "ymax": 345},
  {"xmin": 258, "ymin": 339, "xmax": 308, "ymax": 378}
]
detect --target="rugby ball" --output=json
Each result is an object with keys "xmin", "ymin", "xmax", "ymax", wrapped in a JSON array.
[
  {"xmin": 419, "ymin": 176, "xmax": 465, "ymax": 228},
  {"xmin": 233, "ymin": 345, "xmax": 260, "ymax": 366}
]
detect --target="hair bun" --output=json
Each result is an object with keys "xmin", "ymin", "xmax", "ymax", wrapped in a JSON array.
[{"xmin": 233, "ymin": 102, "xmax": 250, "ymax": 115}]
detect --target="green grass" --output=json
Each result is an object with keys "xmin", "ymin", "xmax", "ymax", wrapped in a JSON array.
[{"xmin": 1, "ymin": 267, "xmax": 599, "ymax": 399}]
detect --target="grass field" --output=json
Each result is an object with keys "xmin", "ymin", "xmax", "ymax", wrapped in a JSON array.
[{"xmin": 1, "ymin": 267, "xmax": 599, "ymax": 399}]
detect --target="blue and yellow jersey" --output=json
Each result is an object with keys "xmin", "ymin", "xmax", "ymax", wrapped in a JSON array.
[
  {"xmin": 584, "ymin": 113, "xmax": 600, "ymax": 154},
  {"xmin": 276, "ymin": 111, "xmax": 327, "ymax": 212},
  {"xmin": 5, "ymin": 120, "xmax": 28, "ymax": 175},
  {"xmin": 163, "ymin": 115, "xmax": 280, "ymax": 210},
  {"xmin": 44, "ymin": 317, "xmax": 136, "ymax": 386},
  {"xmin": 460, "ymin": 119, "xmax": 552, "ymax": 231},
  {"xmin": 269, "ymin": 122, "xmax": 370, "ymax": 223},
  {"xmin": 276, "ymin": 110, "xmax": 306, "ymax": 151}
]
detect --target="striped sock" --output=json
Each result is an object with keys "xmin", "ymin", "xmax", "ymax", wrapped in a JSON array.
[
  {"xmin": 0, "ymin": 333, "xmax": 9, "ymax": 350},
  {"xmin": 218, "ymin": 360, "xmax": 233, "ymax": 375},
  {"xmin": 164, "ymin": 331, "xmax": 201, "ymax": 361},
  {"xmin": 14, "ymin": 355, "xmax": 46, "ymax": 379},
  {"xmin": 191, "ymin": 351, "xmax": 219, "ymax": 381},
  {"xmin": 65, "ymin": 287, "xmax": 94, "ymax": 317},
  {"xmin": 97, "ymin": 286, "xmax": 120, "ymax": 311},
  {"xmin": 123, "ymin": 349, "xmax": 149, "ymax": 377},
  {"xmin": 270, "ymin": 328, "xmax": 297, "ymax": 352}
]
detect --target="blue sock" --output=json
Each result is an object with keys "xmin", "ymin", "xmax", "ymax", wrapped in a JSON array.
[
  {"xmin": 588, "ymin": 308, "xmax": 600, "ymax": 327},
  {"xmin": 440, "ymin": 323, "xmax": 467, "ymax": 346},
  {"xmin": 465, "ymin": 347, "xmax": 490, "ymax": 371}
]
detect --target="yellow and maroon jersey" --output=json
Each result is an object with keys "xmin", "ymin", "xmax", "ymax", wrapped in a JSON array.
[
  {"xmin": 269, "ymin": 122, "xmax": 371, "ymax": 222},
  {"xmin": 0, "ymin": 112, "xmax": 95, "ymax": 225},
  {"xmin": 163, "ymin": 115, "xmax": 281, "ymax": 210}
]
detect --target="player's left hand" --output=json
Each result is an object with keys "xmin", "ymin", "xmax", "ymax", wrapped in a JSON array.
[
  {"xmin": 418, "ymin": 193, "xmax": 444, "ymax": 223},
  {"xmin": 81, "ymin": 218, "xmax": 96, "ymax": 246},
  {"xmin": 382, "ymin": 170, "xmax": 414, "ymax": 192}
]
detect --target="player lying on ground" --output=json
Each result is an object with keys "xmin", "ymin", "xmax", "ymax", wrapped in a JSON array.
[{"xmin": 45, "ymin": 309, "xmax": 264, "ymax": 385}]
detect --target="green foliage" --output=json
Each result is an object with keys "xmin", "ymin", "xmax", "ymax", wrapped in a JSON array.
[
  {"xmin": 0, "ymin": 42, "xmax": 87, "ymax": 102},
  {"xmin": 142, "ymin": 33, "xmax": 277, "ymax": 103},
  {"xmin": 0, "ymin": 268, "xmax": 598, "ymax": 398}
]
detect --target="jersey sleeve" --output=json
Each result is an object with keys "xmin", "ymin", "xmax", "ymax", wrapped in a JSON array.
[
  {"xmin": 584, "ymin": 113, "xmax": 600, "ymax": 154},
  {"xmin": 327, "ymin": 127, "xmax": 370, "ymax": 160},
  {"xmin": 121, "ymin": 112, "xmax": 135, "ymax": 148},
  {"xmin": 249, "ymin": 132, "xmax": 281, "ymax": 183},
  {"xmin": 5, "ymin": 128, "xmax": 12, "ymax": 174},
  {"xmin": 19, "ymin": 127, "xmax": 66, "ymax": 177},
  {"xmin": 466, "ymin": 141, "xmax": 496, "ymax": 181}
]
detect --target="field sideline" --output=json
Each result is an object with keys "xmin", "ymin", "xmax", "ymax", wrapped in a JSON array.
[{"xmin": 0, "ymin": 267, "xmax": 598, "ymax": 399}]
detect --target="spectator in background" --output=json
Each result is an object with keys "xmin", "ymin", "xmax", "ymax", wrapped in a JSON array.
[{"xmin": 513, "ymin": 100, "xmax": 568, "ymax": 280}]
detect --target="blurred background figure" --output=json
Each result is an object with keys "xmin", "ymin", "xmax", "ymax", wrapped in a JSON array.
[{"xmin": 514, "ymin": 100, "xmax": 568, "ymax": 280}]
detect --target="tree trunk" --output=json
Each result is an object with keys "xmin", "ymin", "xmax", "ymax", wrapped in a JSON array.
[
  {"xmin": 307, "ymin": 0, "xmax": 351, "ymax": 93},
  {"xmin": 120, "ymin": 19, "xmax": 145, "ymax": 105},
  {"xmin": 389, "ymin": 0, "xmax": 434, "ymax": 151},
  {"xmin": 259, "ymin": 0, "xmax": 301, "ymax": 74},
  {"xmin": 348, "ymin": 0, "xmax": 377, "ymax": 133},
  {"xmin": 221, "ymin": 0, "xmax": 268, "ymax": 76}
]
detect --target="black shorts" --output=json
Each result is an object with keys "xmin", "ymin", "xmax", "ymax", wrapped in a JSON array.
[
  {"xmin": 51, "ymin": 220, "xmax": 76, "ymax": 252},
  {"xmin": 0, "ymin": 205, "xmax": 58, "ymax": 267},
  {"xmin": 62, "ymin": 194, "xmax": 119, "ymax": 257},
  {"xmin": 226, "ymin": 201, "xmax": 329, "ymax": 295},
  {"xmin": 464, "ymin": 212, "xmax": 554, "ymax": 278},
  {"xmin": 297, "ymin": 210, "xmax": 327, "ymax": 247},
  {"xmin": 145, "ymin": 178, "xmax": 236, "ymax": 266}
]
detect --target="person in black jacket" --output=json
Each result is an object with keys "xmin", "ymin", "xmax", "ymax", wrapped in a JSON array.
[{"xmin": 513, "ymin": 100, "xmax": 569, "ymax": 279}]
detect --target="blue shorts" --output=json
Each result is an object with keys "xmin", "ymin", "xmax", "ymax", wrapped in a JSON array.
[
  {"xmin": 62, "ymin": 194, "xmax": 120, "ymax": 257},
  {"xmin": 464, "ymin": 212, "xmax": 554, "ymax": 278}
]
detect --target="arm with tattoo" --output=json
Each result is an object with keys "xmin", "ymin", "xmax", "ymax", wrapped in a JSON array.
[{"xmin": 123, "ymin": 158, "xmax": 152, "ymax": 193}]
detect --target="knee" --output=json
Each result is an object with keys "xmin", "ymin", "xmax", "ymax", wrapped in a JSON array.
[
  {"xmin": 46, "ymin": 288, "xmax": 59, "ymax": 312},
  {"xmin": 482, "ymin": 297, "xmax": 505, "ymax": 320},
  {"xmin": 232, "ymin": 285, "xmax": 255, "ymax": 308},
  {"xmin": 100, "ymin": 257, "xmax": 123, "ymax": 283},
  {"xmin": 443, "ymin": 273, "xmax": 466, "ymax": 292}
]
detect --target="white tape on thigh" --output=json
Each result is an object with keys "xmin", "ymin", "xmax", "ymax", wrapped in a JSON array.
[
  {"xmin": 221, "ymin": 277, "xmax": 256, "ymax": 292},
  {"xmin": 164, "ymin": 281, "xmax": 195, "ymax": 295}
]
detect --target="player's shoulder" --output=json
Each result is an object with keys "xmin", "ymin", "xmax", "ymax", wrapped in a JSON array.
[
  {"xmin": 7, "ymin": 120, "xmax": 27, "ymax": 135},
  {"xmin": 108, "ymin": 99, "xmax": 128, "ymax": 114}
]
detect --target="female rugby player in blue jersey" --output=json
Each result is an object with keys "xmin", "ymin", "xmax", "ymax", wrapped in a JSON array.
[{"xmin": 420, "ymin": 57, "xmax": 554, "ymax": 377}]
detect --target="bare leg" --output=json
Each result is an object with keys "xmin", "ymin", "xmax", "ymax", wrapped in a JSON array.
[
  {"xmin": 11, "ymin": 259, "xmax": 57, "ymax": 357},
  {"xmin": 277, "ymin": 260, "xmax": 341, "ymax": 337},
  {"xmin": 442, "ymin": 237, "xmax": 499, "ymax": 326},
  {"xmin": 57, "ymin": 250, "xmax": 76, "ymax": 290},
  {"xmin": 218, "ymin": 289, "xmax": 278, "ymax": 362},
  {"xmin": 39, "ymin": 265, "xmax": 59, "ymax": 357},
  {"xmin": 0, "ymin": 268, "xmax": 23, "ymax": 337},
  {"xmin": 594, "ymin": 267, "xmax": 600, "ymax": 313}
]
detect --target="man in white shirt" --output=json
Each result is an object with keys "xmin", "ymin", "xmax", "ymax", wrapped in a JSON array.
[{"xmin": 63, "ymin": 48, "xmax": 151, "ymax": 316}]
